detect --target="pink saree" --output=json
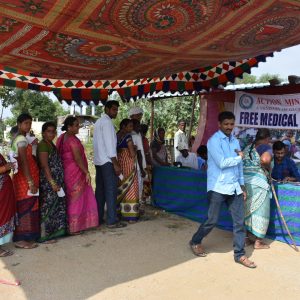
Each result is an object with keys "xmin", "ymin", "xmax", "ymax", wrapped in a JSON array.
[{"xmin": 57, "ymin": 133, "xmax": 98, "ymax": 233}]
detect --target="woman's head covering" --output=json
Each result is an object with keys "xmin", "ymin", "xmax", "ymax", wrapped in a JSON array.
[
  {"xmin": 154, "ymin": 128, "xmax": 165, "ymax": 143},
  {"xmin": 129, "ymin": 107, "xmax": 143, "ymax": 117}
]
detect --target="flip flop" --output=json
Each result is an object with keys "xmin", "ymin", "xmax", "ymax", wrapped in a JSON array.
[
  {"xmin": 0, "ymin": 249, "xmax": 14, "ymax": 257},
  {"xmin": 236, "ymin": 256, "xmax": 257, "ymax": 268},
  {"xmin": 190, "ymin": 242, "xmax": 207, "ymax": 257},
  {"xmin": 15, "ymin": 242, "xmax": 38, "ymax": 249},
  {"xmin": 40, "ymin": 239, "xmax": 57, "ymax": 244}
]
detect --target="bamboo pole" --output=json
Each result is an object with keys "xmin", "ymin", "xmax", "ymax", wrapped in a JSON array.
[
  {"xmin": 187, "ymin": 93, "xmax": 197, "ymax": 141},
  {"xmin": 150, "ymin": 99, "xmax": 155, "ymax": 141}
]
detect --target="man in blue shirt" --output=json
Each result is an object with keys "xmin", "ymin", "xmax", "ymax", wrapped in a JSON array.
[
  {"xmin": 272, "ymin": 141, "xmax": 300, "ymax": 182},
  {"xmin": 189, "ymin": 111, "xmax": 256, "ymax": 268}
]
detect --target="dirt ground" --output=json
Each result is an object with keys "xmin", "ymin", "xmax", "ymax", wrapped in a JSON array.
[{"xmin": 0, "ymin": 206, "xmax": 299, "ymax": 300}]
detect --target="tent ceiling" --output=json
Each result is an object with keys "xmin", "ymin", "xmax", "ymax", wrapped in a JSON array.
[{"xmin": 0, "ymin": 1, "xmax": 299, "ymax": 102}]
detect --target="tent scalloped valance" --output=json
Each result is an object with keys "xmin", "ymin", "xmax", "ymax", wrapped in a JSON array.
[{"xmin": 0, "ymin": 54, "xmax": 270, "ymax": 104}]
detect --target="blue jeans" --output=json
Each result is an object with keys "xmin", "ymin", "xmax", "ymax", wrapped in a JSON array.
[
  {"xmin": 191, "ymin": 191, "xmax": 246, "ymax": 261},
  {"xmin": 95, "ymin": 163, "xmax": 118, "ymax": 225}
]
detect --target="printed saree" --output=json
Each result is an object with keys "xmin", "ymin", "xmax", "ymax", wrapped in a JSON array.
[
  {"xmin": 0, "ymin": 154, "xmax": 16, "ymax": 245},
  {"xmin": 38, "ymin": 141, "xmax": 67, "ymax": 241},
  {"xmin": 243, "ymin": 144, "xmax": 271, "ymax": 238},
  {"xmin": 57, "ymin": 133, "xmax": 98, "ymax": 233},
  {"xmin": 117, "ymin": 134, "xmax": 139, "ymax": 221},
  {"xmin": 12, "ymin": 136, "xmax": 40, "ymax": 242}
]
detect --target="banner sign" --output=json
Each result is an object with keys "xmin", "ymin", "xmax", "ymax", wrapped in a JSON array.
[{"xmin": 234, "ymin": 92, "xmax": 300, "ymax": 129}]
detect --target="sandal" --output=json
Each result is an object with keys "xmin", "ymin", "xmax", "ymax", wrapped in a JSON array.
[
  {"xmin": 254, "ymin": 240, "xmax": 270, "ymax": 249},
  {"xmin": 0, "ymin": 248, "xmax": 14, "ymax": 257},
  {"xmin": 40, "ymin": 239, "xmax": 57, "ymax": 244},
  {"xmin": 190, "ymin": 242, "xmax": 207, "ymax": 257},
  {"xmin": 15, "ymin": 241, "xmax": 38, "ymax": 249},
  {"xmin": 128, "ymin": 220, "xmax": 137, "ymax": 224},
  {"xmin": 106, "ymin": 222, "xmax": 127, "ymax": 229},
  {"xmin": 236, "ymin": 256, "xmax": 257, "ymax": 268}
]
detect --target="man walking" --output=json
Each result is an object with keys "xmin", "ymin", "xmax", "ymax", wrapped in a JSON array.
[
  {"xmin": 93, "ymin": 100, "xmax": 126, "ymax": 228},
  {"xmin": 189, "ymin": 111, "xmax": 256, "ymax": 268}
]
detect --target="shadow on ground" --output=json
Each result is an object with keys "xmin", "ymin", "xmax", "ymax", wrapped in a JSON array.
[{"xmin": 0, "ymin": 206, "xmax": 248, "ymax": 300}]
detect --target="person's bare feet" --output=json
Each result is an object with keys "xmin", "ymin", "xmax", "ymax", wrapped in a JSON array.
[{"xmin": 254, "ymin": 239, "xmax": 270, "ymax": 249}]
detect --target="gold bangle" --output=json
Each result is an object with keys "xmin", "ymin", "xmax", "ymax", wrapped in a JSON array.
[{"xmin": 49, "ymin": 179, "xmax": 56, "ymax": 186}]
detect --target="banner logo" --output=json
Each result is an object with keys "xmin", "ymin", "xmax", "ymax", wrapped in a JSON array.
[{"xmin": 239, "ymin": 94, "xmax": 254, "ymax": 109}]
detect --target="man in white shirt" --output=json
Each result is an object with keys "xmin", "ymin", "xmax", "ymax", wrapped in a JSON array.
[
  {"xmin": 174, "ymin": 120, "xmax": 189, "ymax": 161},
  {"xmin": 176, "ymin": 144, "xmax": 198, "ymax": 169},
  {"xmin": 93, "ymin": 100, "xmax": 126, "ymax": 228}
]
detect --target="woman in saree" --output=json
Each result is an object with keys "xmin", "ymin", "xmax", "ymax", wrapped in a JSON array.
[
  {"xmin": 12, "ymin": 113, "xmax": 40, "ymax": 249},
  {"xmin": 117, "ymin": 119, "xmax": 139, "ymax": 223},
  {"xmin": 56, "ymin": 117, "xmax": 98, "ymax": 234},
  {"xmin": 37, "ymin": 122, "xmax": 67, "ymax": 242},
  {"xmin": 0, "ymin": 154, "xmax": 16, "ymax": 256},
  {"xmin": 243, "ymin": 128, "xmax": 272, "ymax": 249},
  {"xmin": 150, "ymin": 128, "xmax": 169, "ymax": 167}
]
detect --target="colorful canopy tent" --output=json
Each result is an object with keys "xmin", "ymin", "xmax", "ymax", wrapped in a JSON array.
[{"xmin": 0, "ymin": 1, "xmax": 300, "ymax": 102}]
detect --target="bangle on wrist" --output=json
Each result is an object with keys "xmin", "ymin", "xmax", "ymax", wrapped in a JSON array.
[
  {"xmin": 49, "ymin": 179, "xmax": 56, "ymax": 186},
  {"xmin": 27, "ymin": 179, "xmax": 34, "ymax": 186}
]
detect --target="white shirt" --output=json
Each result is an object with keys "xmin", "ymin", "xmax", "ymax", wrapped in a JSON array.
[
  {"xmin": 131, "ymin": 131, "xmax": 146, "ymax": 169},
  {"xmin": 174, "ymin": 129, "xmax": 188, "ymax": 160},
  {"xmin": 176, "ymin": 152, "xmax": 198, "ymax": 170},
  {"xmin": 93, "ymin": 113, "xmax": 117, "ymax": 166}
]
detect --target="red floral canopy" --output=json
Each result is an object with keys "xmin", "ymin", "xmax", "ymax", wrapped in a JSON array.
[{"xmin": 0, "ymin": 0, "xmax": 299, "ymax": 103}]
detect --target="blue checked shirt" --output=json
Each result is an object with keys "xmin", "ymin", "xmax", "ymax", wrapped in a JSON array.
[
  {"xmin": 272, "ymin": 156, "xmax": 300, "ymax": 182},
  {"xmin": 207, "ymin": 130, "xmax": 244, "ymax": 195}
]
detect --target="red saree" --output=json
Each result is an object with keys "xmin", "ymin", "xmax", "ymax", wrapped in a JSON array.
[{"xmin": 0, "ymin": 154, "xmax": 16, "ymax": 244}]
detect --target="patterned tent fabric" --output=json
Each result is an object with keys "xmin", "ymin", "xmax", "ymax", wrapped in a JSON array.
[
  {"xmin": 0, "ymin": 54, "xmax": 269, "ymax": 103},
  {"xmin": 0, "ymin": 1, "xmax": 300, "ymax": 102}
]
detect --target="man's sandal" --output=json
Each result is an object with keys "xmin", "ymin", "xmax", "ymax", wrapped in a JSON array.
[
  {"xmin": 0, "ymin": 248, "xmax": 13, "ymax": 257},
  {"xmin": 190, "ymin": 243, "xmax": 207, "ymax": 257},
  {"xmin": 236, "ymin": 256, "xmax": 257, "ymax": 268}
]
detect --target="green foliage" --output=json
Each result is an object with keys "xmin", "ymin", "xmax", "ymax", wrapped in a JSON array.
[
  {"xmin": 258, "ymin": 73, "xmax": 284, "ymax": 83},
  {"xmin": 109, "ymin": 95, "xmax": 199, "ymax": 138},
  {"xmin": 235, "ymin": 74, "xmax": 257, "ymax": 84},
  {"xmin": 235, "ymin": 73, "xmax": 286, "ymax": 84},
  {"xmin": 2, "ymin": 88, "xmax": 68, "ymax": 126}
]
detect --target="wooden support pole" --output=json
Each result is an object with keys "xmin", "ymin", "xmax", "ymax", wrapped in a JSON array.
[
  {"xmin": 187, "ymin": 93, "xmax": 197, "ymax": 141},
  {"xmin": 150, "ymin": 99, "xmax": 155, "ymax": 141}
]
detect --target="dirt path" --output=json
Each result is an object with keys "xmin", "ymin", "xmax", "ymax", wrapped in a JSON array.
[{"xmin": 0, "ymin": 207, "xmax": 299, "ymax": 300}]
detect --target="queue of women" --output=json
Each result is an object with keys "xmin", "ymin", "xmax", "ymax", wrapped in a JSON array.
[{"xmin": 0, "ymin": 108, "xmax": 171, "ymax": 257}]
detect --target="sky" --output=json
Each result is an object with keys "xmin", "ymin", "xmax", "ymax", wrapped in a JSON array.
[
  {"xmin": 1, "ymin": 45, "xmax": 300, "ymax": 119},
  {"xmin": 250, "ymin": 44, "xmax": 300, "ymax": 79}
]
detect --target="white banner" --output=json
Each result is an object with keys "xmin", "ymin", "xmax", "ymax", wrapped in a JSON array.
[{"xmin": 234, "ymin": 92, "xmax": 300, "ymax": 129}]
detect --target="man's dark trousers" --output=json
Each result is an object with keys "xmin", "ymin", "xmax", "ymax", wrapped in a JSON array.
[
  {"xmin": 95, "ymin": 162, "xmax": 118, "ymax": 225},
  {"xmin": 191, "ymin": 191, "xmax": 246, "ymax": 261}
]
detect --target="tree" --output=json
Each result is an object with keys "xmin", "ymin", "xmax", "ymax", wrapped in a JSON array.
[
  {"xmin": 235, "ymin": 74, "xmax": 257, "ymax": 84},
  {"xmin": 258, "ymin": 73, "xmax": 284, "ymax": 83},
  {"xmin": 110, "ymin": 95, "xmax": 199, "ymax": 138},
  {"xmin": 234, "ymin": 73, "xmax": 286, "ymax": 85},
  {"xmin": 4, "ymin": 89, "xmax": 69, "ymax": 126},
  {"xmin": 0, "ymin": 87, "xmax": 17, "ymax": 141}
]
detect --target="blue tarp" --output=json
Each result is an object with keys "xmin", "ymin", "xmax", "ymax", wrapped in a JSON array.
[{"xmin": 153, "ymin": 166, "xmax": 300, "ymax": 246}]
